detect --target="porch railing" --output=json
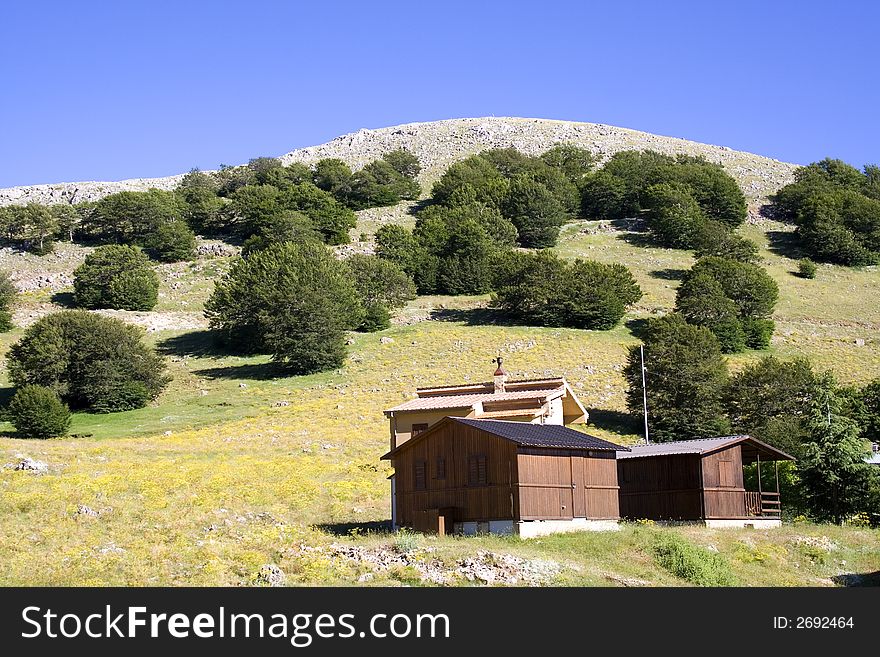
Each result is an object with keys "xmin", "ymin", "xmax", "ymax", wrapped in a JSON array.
[{"xmin": 745, "ymin": 491, "xmax": 781, "ymax": 517}]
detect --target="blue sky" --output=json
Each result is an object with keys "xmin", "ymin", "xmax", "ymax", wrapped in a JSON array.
[{"xmin": 1, "ymin": 1, "xmax": 878, "ymax": 187}]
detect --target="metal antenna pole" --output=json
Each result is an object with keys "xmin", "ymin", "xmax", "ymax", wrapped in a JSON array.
[{"xmin": 640, "ymin": 344, "xmax": 649, "ymax": 445}]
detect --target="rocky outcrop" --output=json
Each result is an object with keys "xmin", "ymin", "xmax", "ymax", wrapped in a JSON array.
[{"xmin": 0, "ymin": 117, "xmax": 799, "ymax": 208}]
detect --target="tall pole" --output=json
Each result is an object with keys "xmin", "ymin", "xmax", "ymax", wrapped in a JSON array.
[{"xmin": 640, "ymin": 345, "xmax": 649, "ymax": 445}]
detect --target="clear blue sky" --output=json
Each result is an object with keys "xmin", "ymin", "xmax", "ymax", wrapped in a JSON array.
[{"xmin": 1, "ymin": 1, "xmax": 878, "ymax": 187}]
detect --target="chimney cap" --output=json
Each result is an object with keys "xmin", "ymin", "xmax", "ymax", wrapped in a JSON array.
[{"xmin": 492, "ymin": 355, "xmax": 506, "ymax": 376}]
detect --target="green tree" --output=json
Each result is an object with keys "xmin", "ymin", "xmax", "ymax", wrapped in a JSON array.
[
  {"xmin": 85, "ymin": 189, "xmax": 183, "ymax": 244},
  {"xmin": 375, "ymin": 224, "xmax": 422, "ymax": 275},
  {"xmin": 643, "ymin": 182, "xmax": 707, "ymax": 248},
  {"xmin": 313, "ymin": 158, "xmax": 354, "ymax": 200},
  {"xmin": 624, "ymin": 313, "xmax": 730, "ymax": 442},
  {"xmin": 228, "ymin": 184, "xmax": 282, "ymax": 237},
  {"xmin": 6, "ymin": 385, "xmax": 71, "ymax": 438},
  {"xmin": 0, "ymin": 270, "xmax": 16, "ymax": 331},
  {"xmin": 540, "ymin": 143, "xmax": 595, "ymax": 183},
  {"xmin": 502, "ymin": 174, "xmax": 567, "ymax": 248},
  {"xmin": 382, "ymin": 149, "xmax": 421, "ymax": 179},
  {"xmin": 280, "ymin": 183, "xmax": 356, "ymax": 244},
  {"xmin": 73, "ymin": 245, "xmax": 159, "ymax": 311},
  {"xmin": 345, "ymin": 254, "xmax": 416, "ymax": 331},
  {"xmin": 675, "ymin": 273, "xmax": 745, "ymax": 353},
  {"xmin": 348, "ymin": 160, "xmax": 420, "ymax": 209},
  {"xmin": 8, "ymin": 311, "xmax": 168, "ymax": 412},
  {"xmin": 21, "ymin": 203, "xmax": 58, "ymax": 254},
  {"xmin": 240, "ymin": 211, "xmax": 322, "ymax": 255},
  {"xmin": 248, "ymin": 157, "xmax": 284, "ymax": 184},
  {"xmin": 147, "ymin": 221, "xmax": 197, "ymax": 262},
  {"xmin": 798, "ymin": 376, "xmax": 879, "ymax": 523},
  {"xmin": 693, "ymin": 220, "xmax": 759, "ymax": 263},
  {"xmin": 204, "ymin": 242, "xmax": 363, "ymax": 372},
  {"xmin": 431, "ymin": 155, "xmax": 509, "ymax": 208}
]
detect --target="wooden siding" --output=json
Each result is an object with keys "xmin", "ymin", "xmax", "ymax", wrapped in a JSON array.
[
  {"xmin": 391, "ymin": 421, "xmax": 519, "ymax": 528},
  {"xmin": 618, "ymin": 445, "xmax": 750, "ymax": 520},
  {"xmin": 618, "ymin": 453, "xmax": 703, "ymax": 520},
  {"xmin": 517, "ymin": 448, "xmax": 619, "ymax": 520}
]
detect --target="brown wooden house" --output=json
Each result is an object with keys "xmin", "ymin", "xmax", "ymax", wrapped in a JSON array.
[
  {"xmin": 381, "ymin": 417, "xmax": 629, "ymax": 537},
  {"xmin": 617, "ymin": 436, "xmax": 795, "ymax": 528}
]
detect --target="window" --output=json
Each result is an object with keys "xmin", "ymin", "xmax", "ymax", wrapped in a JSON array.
[
  {"xmin": 435, "ymin": 457, "xmax": 446, "ymax": 480},
  {"xmin": 411, "ymin": 423, "xmax": 429, "ymax": 438},
  {"xmin": 414, "ymin": 461, "xmax": 426, "ymax": 490},
  {"xmin": 468, "ymin": 455, "xmax": 488, "ymax": 486}
]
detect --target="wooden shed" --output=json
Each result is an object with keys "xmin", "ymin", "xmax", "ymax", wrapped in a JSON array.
[
  {"xmin": 381, "ymin": 417, "xmax": 629, "ymax": 537},
  {"xmin": 617, "ymin": 435, "xmax": 795, "ymax": 528}
]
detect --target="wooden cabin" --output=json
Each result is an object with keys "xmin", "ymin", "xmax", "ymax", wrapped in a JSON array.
[
  {"xmin": 381, "ymin": 417, "xmax": 629, "ymax": 537},
  {"xmin": 383, "ymin": 360, "xmax": 588, "ymax": 452},
  {"xmin": 617, "ymin": 436, "xmax": 795, "ymax": 528}
]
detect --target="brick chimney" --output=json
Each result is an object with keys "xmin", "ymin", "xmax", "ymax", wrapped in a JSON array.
[{"xmin": 492, "ymin": 356, "xmax": 507, "ymax": 393}]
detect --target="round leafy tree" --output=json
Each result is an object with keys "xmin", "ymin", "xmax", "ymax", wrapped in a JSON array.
[
  {"xmin": 147, "ymin": 221, "xmax": 197, "ymax": 262},
  {"xmin": 345, "ymin": 254, "xmax": 416, "ymax": 332},
  {"xmin": 205, "ymin": 242, "xmax": 364, "ymax": 373},
  {"xmin": 7, "ymin": 385, "xmax": 71, "ymax": 439},
  {"xmin": 73, "ymin": 245, "xmax": 159, "ymax": 310},
  {"xmin": 0, "ymin": 270, "xmax": 16, "ymax": 332},
  {"xmin": 7, "ymin": 311, "xmax": 169, "ymax": 412}
]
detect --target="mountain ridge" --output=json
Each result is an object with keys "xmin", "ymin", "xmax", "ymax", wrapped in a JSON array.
[{"xmin": 0, "ymin": 116, "xmax": 798, "ymax": 208}]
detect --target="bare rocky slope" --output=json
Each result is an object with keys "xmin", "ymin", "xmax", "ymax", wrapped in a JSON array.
[{"xmin": 0, "ymin": 117, "xmax": 798, "ymax": 208}]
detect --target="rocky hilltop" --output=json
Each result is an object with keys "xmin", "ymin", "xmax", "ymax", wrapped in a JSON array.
[{"xmin": 0, "ymin": 117, "xmax": 798, "ymax": 207}]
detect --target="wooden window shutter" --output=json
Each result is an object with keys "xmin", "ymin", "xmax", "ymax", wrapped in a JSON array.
[
  {"xmin": 468, "ymin": 455, "xmax": 487, "ymax": 486},
  {"xmin": 435, "ymin": 457, "xmax": 446, "ymax": 480},
  {"xmin": 719, "ymin": 460, "xmax": 735, "ymax": 487},
  {"xmin": 414, "ymin": 461, "xmax": 426, "ymax": 490}
]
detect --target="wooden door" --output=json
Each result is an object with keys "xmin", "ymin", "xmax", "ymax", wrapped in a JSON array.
[{"xmin": 571, "ymin": 454, "xmax": 587, "ymax": 517}]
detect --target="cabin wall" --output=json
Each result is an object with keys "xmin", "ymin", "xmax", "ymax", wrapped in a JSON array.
[
  {"xmin": 516, "ymin": 448, "xmax": 619, "ymax": 520},
  {"xmin": 701, "ymin": 446, "xmax": 747, "ymax": 519},
  {"xmin": 389, "ymin": 409, "xmax": 473, "ymax": 450},
  {"xmin": 390, "ymin": 422, "xmax": 519, "ymax": 531},
  {"xmin": 617, "ymin": 454, "xmax": 703, "ymax": 520}
]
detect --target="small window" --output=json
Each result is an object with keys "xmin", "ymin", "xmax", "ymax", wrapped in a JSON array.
[
  {"xmin": 435, "ymin": 457, "xmax": 446, "ymax": 480},
  {"xmin": 468, "ymin": 455, "xmax": 488, "ymax": 486},
  {"xmin": 414, "ymin": 461, "xmax": 426, "ymax": 490},
  {"xmin": 411, "ymin": 423, "xmax": 429, "ymax": 438}
]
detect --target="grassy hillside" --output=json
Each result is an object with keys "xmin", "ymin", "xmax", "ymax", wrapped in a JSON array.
[{"xmin": 1, "ymin": 166, "xmax": 879, "ymax": 586}]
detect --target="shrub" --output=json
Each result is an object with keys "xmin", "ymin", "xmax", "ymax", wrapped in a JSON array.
[
  {"xmin": 73, "ymin": 245, "xmax": 159, "ymax": 311},
  {"xmin": 345, "ymin": 254, "xmax": 416, "ymax": 332},
  {"xmin": 502, "ymin": 174, "xmax": 567, "ymax": 248},
  {"xmin": 348, "ymin": 160, "xmax": 420, "ymax": 209},
  {"xmin": 742, "ymin": 317, "xmax": 775, "ymax": 349},
  {"xmin": 83, "ymin": 189, "xmax": 183, "ymax": 244},
  {"xmin": 797, "ymin": 257, "xmax": 817, "ymax": 279},
  {"xmin": 643, "ymin": 182, "xmax": 706, "ymax": 248},
  {"xmin": 0, "ymin": 270, "xmax": 16, "ymax": 332},
  {"xmin": 7, "ymin": 385, "xmax": 71, "ymax": 439},
  {"xmin": 653, "ymin": 534, "xmax": 737, "ymax": 586},
  {"xmin": 624, "ymin": 314, "xmax": 730, "ymax": 442},
  {"xmin": 693, "ymin": 220, "xmax": 759, "ymax": 263},
  {"xmin": 382, "ymin": 149, "xmax": 421, "ymax": 179},
  {"xmin": 280, "ymin": 183, "xmax": 357, "ymax": 245},
  {"xmin": 147, "ymin": 221, "xmax": 197, "ymax": 262},
  {"xmin": 204, "ymin": 242, "xmax": 363, "ymax": 372},
  {"xmin": 7, "ymin": 311, "xmax": 168, "ymax": 412},
  {"xmin": 492, "ymin": 251, "xmax": 642, "ymax": 329}
]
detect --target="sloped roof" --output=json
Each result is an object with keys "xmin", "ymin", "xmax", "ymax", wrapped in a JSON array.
[
  {"xmin": 454, "ymin": 418, "xmax": 629, "ymax": 452},
  {"xmin": 385, "ymin": 387, "xmax": 563, "ymax": 413},
  {"xmin": 618, "ymin": 436, "xmax": 795, "ymax": 462},
  {"xmin": 382, "ymin": 417, "xmax": 628, "ymax": 459}
]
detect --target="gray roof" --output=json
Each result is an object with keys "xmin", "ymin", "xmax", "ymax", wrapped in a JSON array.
[
  {"xmin": 453, "ymin": 418, "xmax": 628, "ymax": 452},
  {"xmin": 618, "ymin": 435, "xmax": 795, "ymax": 461}
]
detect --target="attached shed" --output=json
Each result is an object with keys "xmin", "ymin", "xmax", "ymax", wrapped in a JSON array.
[
  {"xmin": 617, "ymin": 436, "xmax": 795, "ymax": 528},
  {"xmin": 381, "ymin": 417, "xmax": 629, "ymax": 537}
]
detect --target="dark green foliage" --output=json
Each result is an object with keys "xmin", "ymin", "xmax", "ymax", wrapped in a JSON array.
[
  {"xmin": 675, "ymin": 273, "xmax": 745, "ymax": 353},
  {"xmin": 7, "ymin": 311, "xmax": 168, "ymax": 412},
  {"xmin": 147, "ymin": 221, "xmax": 197, "ymax": 262},
  {"xmin": 580, "ymin": 150, "xmax": 747, "ymax": 246},
  {"xmin": 262, "ymin": 163, "xmax": 313, "ymax": 190},
  {"xmin": 73, "ymin": 245, "xmax": 159, "ymax": 311},
  {"xmin": 240, "ymin": 211, "xmax": 322, "ymax": 256},
  {"xmin": 313, "ymin": 159, "xmax": 353, "ymax": 198},
  {"xmin": 677, "ymin": 256, "xmax": 778, "ymax": 351},
  {"xmin": 693, "ymin": 220, "xmax": 760, "ymax": 263},
  {"xmin": 204, "ymin": 242, "xmax": 363, "ymax": 372},
  {"xmin": 798, "ymin": 377, "xmax": 879, "ymax": 523},
  {"xmin": 280, "ymin": 183, "xmax": 356, "ymax": 245},
  {"xmin": 502, "ymin": 174, "xmax": 567, "ymax": 248},
  {"xmin": 643, "ymin": 183, "xmax": 706, "ymax": 248},
  {"xmin": 492, "ymin": 251, "xmax": 641, "ymax": 329},
  {"xmin": 248, "ymin": 157, "xmax": 284, "ymax": 184},
  {"xmin": 215, "ymin": 164, "xmax": 257, "ymax": 197},
  {"xmin": 724, "ymin": 356, "xmax": 819, "ymax": 456},
  {"xmin": 0, "ymin": 204, "xmax": 59, "ymax": 254},
  {"xmin": 432, "ymin": 155, "xmax": 510, "ymax": 208},
  {"xmin": 6, "ymin": 385, "xmax": 71, "ymax": 439},
  {"xmin": 850, "ymin": 379, "xmax": 880, "ymax": 443},
  {"xmin": 345, "ymin": 254, "xmax": 416, "ymax": 332},
  {"xmin": 84, "ymin": 189, "xmax": 183, "ymax": 244},
  {"xmin": 540, "ymin": 144, "xmax": 595, "ymax": 183},
  {"xmin": 51, "ymin": 204, "xmax": 85, "ymax": 242},
  {"xmin": 382, "ymin": 149, "xmax": 421, "ymax": 179},
  {"xmin": 375, "ymin": 224, "xmax": 421, "ymax": 273},
  {"xmin": 624, "ymin": 314, "xmax": 730, "ymax": 442},
  {"xmin": 177, "ymin": 185, "xmax": 226, "ymax": 236},
  {"xmin": 0, "ymin": 270, "xmax": 16, "ymax": 332},
  {"xmin": 653, "ymin": 534, "xmax": 737, "ymax": 586},
  {"xmin": 348, "ymin": 160, "xmax": 420, "ymax": 209},
  {"xmin": 227, "ymin": 184, "xmax": 282, "ymax": 237},
  {"xmin": 770, "ymin": 158, "xmax": 880, "ymax": 265}
]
